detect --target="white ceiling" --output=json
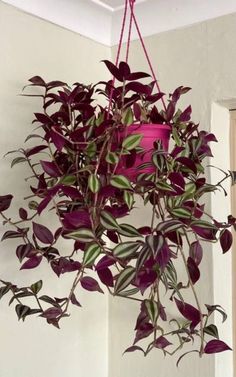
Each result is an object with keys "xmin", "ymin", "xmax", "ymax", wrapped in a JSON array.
[
  {"xmin": 91, "ymin": 0, "xmax": 148, "ymax": 11},
  {"xmin": 2, "ymin": 0, "xmax": 236, "ymax": 46}
]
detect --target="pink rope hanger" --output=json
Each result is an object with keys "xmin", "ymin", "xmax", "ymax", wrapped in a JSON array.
[{"xmin": 108, "ymin": 0, "xmax": 167, "ymax": 118}]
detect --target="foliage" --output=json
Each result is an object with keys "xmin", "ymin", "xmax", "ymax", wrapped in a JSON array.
[{"xmin": 0, "ymin": 61, "xmax": 234, "ymax": 363}]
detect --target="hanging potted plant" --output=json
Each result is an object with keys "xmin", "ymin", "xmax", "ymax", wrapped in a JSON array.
[
  {"xmin": 0, "ymin": 59, "xmax": 235, "ymax": 364},
  {"xmin": 99, "ymin": 60, "xmax": 171, "ymax": 181}
]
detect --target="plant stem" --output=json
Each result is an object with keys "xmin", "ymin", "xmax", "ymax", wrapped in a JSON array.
[{"xmin": 181, "ymin": 230, "xmax": 204, "ymax": 356}]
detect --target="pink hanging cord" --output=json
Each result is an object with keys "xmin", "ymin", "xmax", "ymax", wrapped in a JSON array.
[
  {"xmin": 127, "ymin": 0, "xmax": 167, "ymax": 112},
  {"xmin": 107, "ymin": 0, "xmax": 129, "ymax": 119},
  {"xmin": 125, "ymin": 0, "xmax": 134, "ymax": 63},
  {"xmin": 107, "ymin": 0, "xmax": 167, "ymax": 118}
]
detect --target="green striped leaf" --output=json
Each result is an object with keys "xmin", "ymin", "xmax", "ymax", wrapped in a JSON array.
[
  {"xmin": 88, "ymin": 174, "xmax": 100, "ymax": 193},
  {"xmin": 11, "ymin": 157, "xmax": 27, "ymax": 168},
  {"xmin": 83, "ymin": 243, "xmax": 101, "ymax": 266},
  {"xmin": 156, "ymin": 182, "xmax": 175, "ymax": 192},
  {"xmin": 171, "ymin": 207, "xmax": 192, "ymax": 219},
  {"xmin": 110, "ymin": 175, "xmax": 132, "ymax": 190},
  {"xmin": 113, "ymin": 242, "xmax": 141, "ymax": 259},
  {"xmin": 123, "ymin": 191, "xmax": 134, "ymax": 210},
  {"xmin": 203, "ymin": 324, "xmax": 219, "ymax": 339},
  {"xmin": 157, "ymin": 219, "xmax": 185, "ymax": 233},
  {"xmin": 59, "ymin": 175, "xmax": 76, "ymax": 185},
  {"xmin": 117, "ymin": 287, "xmax": 139, "ymax": 297},
  {"xmin": 122, "ymin": 134, "xmax": 143, "ymax": 151},
  {"xmin": 146, "ymin": 234, "xmax": 164, "ymax": 255},
  {"xmin": 86, "ymin": 141, "xmax": 97, "ymax": 157},
  {"xmin": 152, "ymin": 154, "xmax": 165, "ymax": 171},
  {"xmin": 136, "ymin": 246, "xmax": 151, "ymax": 273},
  {"xmin": 191, "ymin": 220, "xmax": 217, "ymax": 229},
  {"xmin": 67, "ymin": 228, "xmax": 94, "ymax": 242},
  {"xmin": 15, "ymin": 304, "xmax": 31, "ymax": 321},
  {"xmin": 121, "ymin": 107, "xmax": 133, "ymax": 126},
  {"xmin": 106, "ymin": 151, "xmax": 119, "ymax": 165},
  {"xmin": 145, "ymin": 299, "xmax": 158, "ymax": 324},
  {"xmin": 114, "ymin": 266, "xmax": 136, "ymax": 294},
  {"xmin": 100, "ymin": 210, "xmax": 120, "ymax": 231},
  {"xmin": 30, "ymin": 280, "xmax": 43, "ymax": 295},
  {"xmin": 118, "ymin": 224, "xmax": 142, "ymax": 238}
]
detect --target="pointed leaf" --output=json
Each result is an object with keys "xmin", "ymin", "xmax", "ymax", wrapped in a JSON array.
[
  {"xmin": 110, "ymin": 175, "xmax": 132, "ymax": 189},
  {"xmin": 100, "ymin": 210, "xmax": 120, "ymax": 231},
  {"xmin": 33, "ymin": 222, "xmax": 53, "ymax": 244},
  {"xmin": 83, "ymin": 243, "xmax": 101, "ymax": 266},
  {"xmin": 220, "ymin": 229, "xmax": 232, "ymax": 254},
  {"xmin": 113, "ymin": 242, "xmax": 141, "ymax": 259},
  {"xmin": 122, "ymin": 134, "xmax": 143, "ymax": 151},
  {"xmin": 80, "ymin": 277, "xmax": 103, "ymax": 293},
  {"xmin": 114, "ymin": 266, "xmax": 136, "ymax": 294},
  {"xmin": 30, "ymin": 280, "xmax": 43, "ymax": 294},
  {"xmin": 88, "ymin": 174, "xmax": 101, "ymax": 194},
  {"xmin": 66, "ymin": 228, "xmax": 94, "ymax": 242},
  {"xmin": 204, "ymin": 340, "xmax": 232, "ymax": 354}
]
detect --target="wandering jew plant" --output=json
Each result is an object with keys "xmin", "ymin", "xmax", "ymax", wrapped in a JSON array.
[{"xmin": 0, "ymin": 60, "xmax": 234, "ymax": 364}]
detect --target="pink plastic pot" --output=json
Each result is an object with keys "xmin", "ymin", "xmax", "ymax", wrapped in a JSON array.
[{"xmin": 115, "ymin": 123, "xmax": 171, "ymax": 181}]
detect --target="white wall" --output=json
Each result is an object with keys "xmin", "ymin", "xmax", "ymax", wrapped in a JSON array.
[
  {"xmin": 0, "ymin": 3, "xmax": 111, "ymax": 377},
  {"xmin": 1, "ymin": 3, "xmax": 236, "ymax": 377},
  {"xmin": 111, "ymin": 12, "xmax": 236, "ymax": 377}
]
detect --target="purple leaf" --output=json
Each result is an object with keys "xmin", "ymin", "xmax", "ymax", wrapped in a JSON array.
[
  {"xmin": 133, "ymin": 103, "xmax": 141, "ymax": 120},
  {"xmin": 102, "ymin": 60, "xmax": 123, "ymax": 81},
  {"xmin": 80, "ymin": 277, "xmax": 104, "ymax": 293},
  {"xmin": 169, "ymin": 172, "xmax": 185, "ymax": 193},
  {"xmin": 41, "ymin": 307, "xmax": 62, "ymax": 319},
  {"xmin": 1, "ymin": 230, "xmax": 25, "ymax": 241},
  {"xmin": 175, "ymin": 298, "xmax": 200, "ymax": 329},
  {"xmin": 40, "ymin": 160, "xmax": 61, "ymax": 177},
  {"xmin": 29, "ymin": 76, "xmax": 46, "ymax": 86},
  {"xmin": 134, "ymin": 323, "xmax": 154, "ymax": 344},
  {"xmin": 19, "ymin": 207, "xmax": 28, "ymax": 220},
  {"xmin": 71, "ymin": 293, "xmax": 82, "ymax": 307},
  {"xmin": 95, "ymin": 255, "xmax": 115, "ymax": 271},
  {"xmin": 154, "ymin": 336, "xmax": 172, "ymax": 349},
  {"xmin": 126, "ymin": 82, "xmax": 151, "ymax": 95},
  {"xmin": 156, "ymin": 244, "xmax": 171, "ymax": 269},
  {"xmin": 62, "ymin": 210, "xmax": 91, "ymax": 229},
  {"xmin": 20, "ymin": 255, "xmax": 42, "ymax": 270},
  {"xmin": 165, "ymin": 102, "xmax": 176, "ymax": 121},
  {"xmin": 119, "ymin": 61, "xmax": 130, "ymax": 78},
  {"xmin": 159, "ymin": 303, "xmax": 167, "ymax": 321},
  {"xmin": 127, "ymin": 71, "xmax": 150, "ymax": 81},
  {"xmin": 25, "ymin": 145, "xmax": 47, "ymax": 157},
  {"xmin": 176, "ymin": 157, "xmax": 197, "ymax": 174},
  {"xmin": 106, "ymin": 230, "xmax": 119, "ymax": 244},
  {"xmin": 33, "ymin": 222, "xmax": 54, "ymax": 244},
  {"xmin": 37, "ymin": 195, "xmax": 53, "ymax": 215},
  {"xmin": 123, "ymin": 346, "xmax": 144, "ymax": 354},
  {"xmin": 51, "ymin": 258, "xmax": 81, "ymax": 277},
  {"xmin": 178, "ymin": 105, "xmax": 192, "ymax": 122},
  {"xmin": 0, "ymin": 194, "xmax": 13, "ymax": 212},
  {"xmin": 34, "ymin": 113, "xmax": 53, "ymax": 125},
  {"xmin": 50, "ymin": 129, "xmax": 66, "ymax": 151},
  {"xmin": 187, "ymin": 257, "xmax": 200, "ymax": 284},
  {"xmin": 220, "ymin": 229, "xmax": 233, "ymax": 254},
  {"xmin": 204, "ymin": 340, "xmax": 232, "ymax": 354},
  {"xmin": 16, "ymin": 244, "xmax": 33, "ymax": 262},
  {"xmin": 191, "ymin": 225, "xmax": 217, "ymax": 240},
  {"xmin": 189, "ymin": 241, "xmax": 203, "ymax": 266},
  {"xmin": 135, "ymin": 269, "xmax": 157, "ymax": 295},
  {"xmin": 97, "ymin": 268, "xmax": 114, "ymax": 287}
]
